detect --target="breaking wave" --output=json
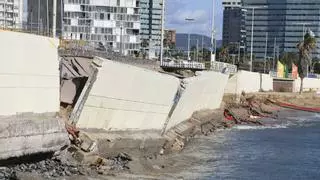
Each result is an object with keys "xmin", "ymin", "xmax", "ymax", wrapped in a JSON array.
[{"xmin": 233, "ymin": 124, "xmax": 288, "ymax": 130}]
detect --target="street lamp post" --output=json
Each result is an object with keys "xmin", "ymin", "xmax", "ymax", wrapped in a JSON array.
[
  {"xmin": 53, "ymin": 0, "xmax": 57, "ymax": 38},
  {"xmin": 211, "ymin": 0, "xmax": 216, "ymax": 62},
  {"xmin": 237, "ymin": 42, "xmax": 241, "ymax": 64},
  {"xmin": 185, "ymin": 18, "xmax": 195, "ymax": 61},
  {"xmin": 295, "ymin": 23, "xmax": 311, "ymax": 40},
  {"xmin": 160, "ymin": 0, "xmax": 166, "ymax": 65},
  {"xmin": 264, "ymin": 32, "xmax": 268, "ymax": 73},
  {"xmin": 243, "ymin": 6, "xmax": 267, "ymax": 72}
]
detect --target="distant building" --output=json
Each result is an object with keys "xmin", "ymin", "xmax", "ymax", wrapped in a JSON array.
[
  {"xmin": 222, "ymin": 0, "xmax": 246, "ymax": 51},
  {"xmin": 63, "ymin": 0, "xmax": 140, "ymax": 55},
  {"xmin": 0, "ymin": 0, "xmax": 23, "ymax": 29},
  {"xmin": 140, "ymin": 0, "xmax": 162, "ymax": 59},
  {"xmin": 27, "ymin": 0, "xmax": 62, "ymax": 36},
  {"xmin": 175, "ymin": 33, "xmax": 211, "ymax": 52},
  {"xmin": 243, "ymin": 0, "xmax": 320, "ymax": 61},
  {"xmin": 28, "ymin": 0, "xmax": 141, "ymax": 56},
  {"xmin": 164, "ymin": 29, "xmax": 176, "ymax": 47}
]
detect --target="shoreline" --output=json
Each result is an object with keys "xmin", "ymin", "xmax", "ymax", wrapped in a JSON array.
[{"xmin": 1, "ymin": 92, "xmax": 319, "ymax": 180}]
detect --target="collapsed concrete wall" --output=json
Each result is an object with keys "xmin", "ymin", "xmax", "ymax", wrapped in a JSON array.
[
  {"xmin": 0, "ymin": 114, "xmax": 67, "ymax": 160},
  {"xmin": 294, "ymin": 78, "xmax": 320, "ymax": 92},
  {"xmin": 75, "ymin": 58, "xmax": 180, "ymax": 131},
  {"xmin": 71, "ymin": 57, "xmax": 229, "ymax": 133},
  {"xmin": 0, "ymin": 31, "xmax": 60, "ymax": 115},
  {"xmin": 0, "ymin": 31, "xmax": 68, "ymax": 160},
  {"xmin": 224, "ymin": 70, "xmax": 273, "ymax": 94},
  {"xmin": 165, "ymin": 71, "xmax": 229, "ymax": 130}
]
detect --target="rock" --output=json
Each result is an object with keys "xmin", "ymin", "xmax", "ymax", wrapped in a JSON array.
[
  {"xmin": 65, "ymin": 170, "xmax": 72, "ymax": 176},
  {"xmin": 171, "ymin": 138, "xmax": 185, "ymax": 152},
  {"xmin": 152, "ymin": 165, "xmax": 161, "ymax": 170},
  {"xmin": 78, "ymin": 132, "xmax": 97, "ymax": 152},
  {"xmin": 159, "ymin": 148, "xmax": 164, "ymax": 155},
  {"xmin": 117, "ymin": 153, "xmax": 132, "ymax": 162}
]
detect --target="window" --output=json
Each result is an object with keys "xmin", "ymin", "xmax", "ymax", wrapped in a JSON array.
[
  {"xmin": 100, "ymin": 13, "xmax": 104, "ymax": 20},
  {"xmin": 117, "ymin": 0, "xmax": 120, "ymax": 6}
]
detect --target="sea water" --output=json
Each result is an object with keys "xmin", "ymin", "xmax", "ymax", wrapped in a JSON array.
[{"xmin": 176, "ymin": 112, "xmax": 320, "ymax": 180}]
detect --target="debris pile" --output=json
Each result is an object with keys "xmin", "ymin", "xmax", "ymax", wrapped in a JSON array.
[
  {"xmin": 162, "ymin": 91, "xmax": 281, "ymax": 153},
  {"xmin": 0, "ymin": 158, "xmax": 88, "ymax": 179},
  {"xmin": 0, "ymin": 146, "xmax": 132, "ymax": 179}
]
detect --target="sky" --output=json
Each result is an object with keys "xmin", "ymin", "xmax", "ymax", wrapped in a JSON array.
[
  {"xmin": 165, "ymin": 0, "xmax": 223, "ymax": 39},
  {"xmin": 23, "ymin": 0, "xmax": 223, "ymax": 39}
]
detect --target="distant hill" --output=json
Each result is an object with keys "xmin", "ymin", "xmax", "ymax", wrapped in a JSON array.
[
  {"xmin": 176, "ymin": 33, "xmax": 222, "ymax": 51},
  {"xmin": 216, "ymin": 40, "xmax": 223, "ymax": 49}
]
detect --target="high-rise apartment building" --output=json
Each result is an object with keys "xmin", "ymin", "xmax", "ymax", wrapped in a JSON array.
[
  {"xmin": 0, "ymin": 0, "xmax": 23, "ymax": 28},
  {"xmin": 140, "ymin": 0, "xmax": 162, "ymax": 59},
  {"xmin": 243, "ymin": 0, "xmax": 320, "ymax": 61},
  {"xmin": 164, "ymin": 29, "xmax": 176, "ymax": 47},
  {"xmin": 28, "ymin": 0, "xmax": 141, "ymax": 55},
  {"xmin": 27, "ymin": 0, "xmax": 62, "ymax": 36},
  {"xmin": 62, "ymin": 0, "xmax": 141, "ymax": 55},
  {"xmin": 222, "ymin": 0, "xmax": 246, "ymax": 49}
]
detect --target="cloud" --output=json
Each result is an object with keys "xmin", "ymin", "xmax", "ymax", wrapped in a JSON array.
[
  {"xmin": 168, "ymin": 10, "xmax": 209, "ymax": 25},
  {"xmin": 166, "ymin": 8, "xmax": 212, "ymax": 36},
  {"xmin": 165, "ymin": 0, "xmax": 223, "ymax": 39}
]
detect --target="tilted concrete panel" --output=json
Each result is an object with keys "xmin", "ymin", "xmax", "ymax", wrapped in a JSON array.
[
  {"xmin": 76, "ymin": 58, "xmax": 180, "ymax": 131},
  {"xmin": 166, "ymin": 71, "xmax": 229, "ymax": 130},
  {"xmin": 0, "ymin": 31, "xmax": 60, "ymax": 115}
]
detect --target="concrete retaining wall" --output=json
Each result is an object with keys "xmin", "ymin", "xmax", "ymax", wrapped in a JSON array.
[
  {"xmin": 76, "ymin": 58, "xmax": 180, "ymax": 131},
  {"xmin": 294, "ymin": 78, "xmax": 320, "ymax": 92},
  {"xmin": 224, "ymin": 70, "xmax": 273, "ymax": 94},
  {"xmin": 0, "ymin": 114, "xmax": 68, "ymax": 160},
  {"xmin": 0, "ymin": 31, "xmax": 60, "ymax": 115},
  {"xmin": 165, "ymin": 71, "xmax": 229, "ymax": 130}
]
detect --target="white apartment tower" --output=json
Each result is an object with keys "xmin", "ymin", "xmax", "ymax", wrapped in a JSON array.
[
  {"xmin": 0, "ymin": 0, "xmax": 23, "ymax": 28},
  {"xmin": 140, "ymin": 0, "xmax": 162, "ymax": 59},
  {"xmin": 63, "ymin": 0, "xmax": 141, "ymax": 55}
]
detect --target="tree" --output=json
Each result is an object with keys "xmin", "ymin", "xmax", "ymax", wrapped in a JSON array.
[
  {"xmin": 314, "ymin": 61, "xmax": 320, "ymax": 74},
  {"xmin": 140, "ymin": 39, "xmax": 149, "ymax": 59},
  {"xmin": 311, "ymin": 57, "xmax": 320, "ymax": 73},
  {"xmin": 201, "ymin": 48, "xmax": 211, "ymax": 61},
  {"xmin": 297, "ymin": 30, "xmax": 317, "ymax": 94},
  {"xmin": 280, "ymin": 52, "xmax": 299, "ymax": 72},
  {"xmin": 219, "ymin": 46, "xmax": 230, "ymax": 63}
]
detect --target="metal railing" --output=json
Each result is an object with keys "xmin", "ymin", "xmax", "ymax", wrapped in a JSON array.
[
  {"xmin": 210, "ymin": 61, "xmax": 238, "ymax": 74},
  {"xmin": 160, "ymin": 61, "xmax": 206, "ymax": 70},
  {"xmin": 270, "ymin": 71, "xmax": 294, "ymax": 79}
]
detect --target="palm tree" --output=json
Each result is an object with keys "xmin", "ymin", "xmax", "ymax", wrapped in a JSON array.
[
  {"xmin": 297, "ymin": 30, "xmax": 317, "ymax": 94},
  {"xmin": 280, "ymin": 52, "xmax": 299, "ymax": 69}
]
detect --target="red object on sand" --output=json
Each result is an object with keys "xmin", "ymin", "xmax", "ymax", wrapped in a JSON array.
[
  {"xmin": 268, "ymin": 99, "xmax": 320, "ymax": 113},
  {"xmin": 224, "ymin": 110, "xmax": 235, "ymax": 121}
]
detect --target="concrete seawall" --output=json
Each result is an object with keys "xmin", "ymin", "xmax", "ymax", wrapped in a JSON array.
[
  {"xmin": 165, "ymin": 71, "xmax": 228, "ymax": 130},
  {"xmin": 72, "ymin": 57, "xmax": 229, "ymax": 133},
  {"xmin": 225, "ymin": 70, "xmax": 273, "ymax": 94},
  {"xmin": 0, "ymin": 31, "xmax": 60, "ymax": 115},
  {"xmin": 294, "ymin": 78, "xmax": 320, "ymax": 92},
  {"xmin": 0, "ymin": 31, "xmax": 68, "ymax": 160},
  {"xmin": 75, "ymin": 58, "xmax": 180, "ymax": 131}
]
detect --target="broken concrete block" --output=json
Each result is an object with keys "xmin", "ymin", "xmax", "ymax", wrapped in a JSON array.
[
  {"xmin": 78, "ymin": 132, "xmax": 97, "ymax": 152},
  {"xmin": 171, "ymin": 138, "xmax": 185, "ymax": 152},
  {"xmin": 0, "ymin": 114, "xmax": 69, "ymax": 160}
]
